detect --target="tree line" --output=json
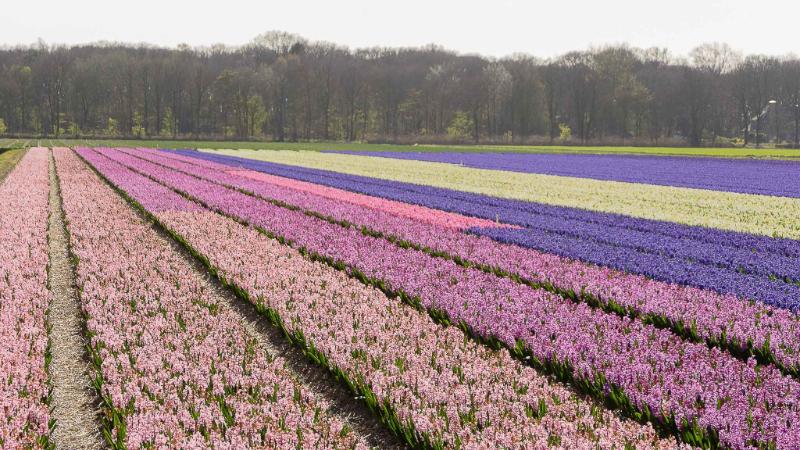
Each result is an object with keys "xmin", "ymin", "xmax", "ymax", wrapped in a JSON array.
[{"xmin": 1, "ymin": 32, "xmax": 799, "ymax": 147}]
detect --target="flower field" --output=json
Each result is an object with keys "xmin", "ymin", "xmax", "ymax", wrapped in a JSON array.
[
  {"xmin": 201, "ymin": 149, "xmax": 800, "ymax": 239},
  {"xmin": 3, "ymin": 146, "xmax": 800, "ymax": 449},
  {"xmin": 332, "ymin": 151, "xmax": 800, "ymax": 198}
]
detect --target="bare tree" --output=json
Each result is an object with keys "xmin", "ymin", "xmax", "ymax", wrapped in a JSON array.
[{"xmin": 1, "ymin": 32, "xmax": 799, "ymax": 147}]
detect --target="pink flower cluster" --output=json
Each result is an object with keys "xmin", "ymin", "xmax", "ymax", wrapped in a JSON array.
[
  {"xmin": 0, "ymin": 148, "xmax": 51, "ymax": 448},
  {"xmin": 53, "ymin": 148, "xmax": 362, "ymax": 449},
  {"xmin": 130, "ymin": 146, "xmax": 800, "ymax": 377},
  {"xmin": 94, "ymin": 146, "xmax": 800, "ymax": 449},
  {"xmin": 79, "ymin": 147, "xmax": 680, "ymax": 449}
]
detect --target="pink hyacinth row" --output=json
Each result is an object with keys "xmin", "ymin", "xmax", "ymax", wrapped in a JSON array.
[
  {"xmin": 53, "ymin": 148, "xmax": 363, "ymax": 449},
  {"xmin": 93, "ymin": 146, "xmax": 800, "ymax": 449},
  {"xmin": 0, "ymin": 148, "xmax": 51, "ymax": 448},
  {"xmin": 78, "ymin": 147, "xmax": 679, "ymax": 449},
  {"xmin": 127, "ymin": 146, "xmax": 800, "ymax": 377}
]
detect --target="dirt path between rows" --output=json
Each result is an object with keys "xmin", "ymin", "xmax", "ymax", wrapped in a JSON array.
[{"xmin": 47, "ymin": 150, "xmax": 105, "ymax": 449}]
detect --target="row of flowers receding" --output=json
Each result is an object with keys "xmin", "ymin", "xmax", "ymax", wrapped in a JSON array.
[{"xmin": 0, "ymin": 148, "xmax": 52, "ymax": 448}]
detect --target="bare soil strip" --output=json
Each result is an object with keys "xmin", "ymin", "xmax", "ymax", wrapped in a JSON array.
[
  {"xmin": 47, "ymin": 150, "xmax": 105, "ymax": 449},
  {"xmin": 80, "ymin": 150, "xmax": 406, "ymax": 449}
]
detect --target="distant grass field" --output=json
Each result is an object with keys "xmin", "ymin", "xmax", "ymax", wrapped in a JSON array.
[
  {"xmin": 0, "ymin": 148, "xmax": 27, "ymax": 182},
  {"xmin": 3, "ymin": 137, "xmax": 800, "ymax": 159},
  {"xmin": 0, "ymin": 139, "xmax": 34, "ymax": 150}
]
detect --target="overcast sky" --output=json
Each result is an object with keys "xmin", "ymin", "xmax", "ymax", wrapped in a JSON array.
[{"xmin": 3, "ymin": 0, "xmax": 798, "ymax": 58}]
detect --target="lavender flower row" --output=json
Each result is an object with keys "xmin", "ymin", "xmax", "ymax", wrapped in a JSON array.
[
  {"xmin": 100, "ymin": 147, "xmax": 800, "ymax": 449},
  {"xmin": 121, "ymin": 147, "xmax": 800, "ymax": 376},
  {"xmin": 0, "ymin": 148, "xmax": 51, "ymax": 448},
  {"xmin": 54, "ymin": 148, "xmax": 362, "ymax": 449},
  {"xmin": 170, "ymin": 149, "xmax": 800, "ymax": 310},
  {"xmin": 79, "ymin": 148, "xmax": 677, "ymax": 449},
  {"xmin": 335, "ymin": 151, "xmax": 800, "ymax": 198}
]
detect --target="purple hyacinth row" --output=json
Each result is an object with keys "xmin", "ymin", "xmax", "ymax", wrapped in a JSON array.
[
  {"xmin": 169, "ymin": 149, "xmax": 800, "ymax": 310},
  {"xmin": 472, "ymin": 225, "xmax": 800, "ymax": 309},
  {"xmin": 97, "ymin": 147, "xmax": 800, "ymax": 449},
  {"xmin": 0, "ymin": 148, "xmax": 51, "ymax": 448},
  {"xmin": 54, "ymin": 148, "xmax": 363, "ymax": 449},
  {"xmin": 78, "ymin": 148, "xmax": 677, "ymax": 449},
  {"xmin": 120, "ymin": 146, "xmax": 800, "ymax": 376},
  {"xmin": 473, "ymin": 216, "xmax": 800, "ymax": 283},
  {"xmin": 332, "ymin": 151, "xmax": 800, "ymax": 198}
]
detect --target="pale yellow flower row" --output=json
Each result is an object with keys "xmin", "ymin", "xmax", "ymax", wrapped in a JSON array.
[{"xmin": 200, "ymin": 149, "xmax": 800, "ymax": 240}]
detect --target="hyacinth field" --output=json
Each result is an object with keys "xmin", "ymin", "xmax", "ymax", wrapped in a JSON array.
[{"xmin": 3, "ymin": 146, "xmax": 800, "ymax": 449}]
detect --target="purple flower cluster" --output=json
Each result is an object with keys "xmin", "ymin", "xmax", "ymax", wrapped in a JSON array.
[
  {"xmin": 0, "ymin": 148, "xmax": 51, "ymax": 448},
  {"xmin": 54, "ymin": 148, "xmax": 363, "ymax": 449},
  {"xmin": 78, "ymin": 147, "xmax": 677, "ymax": 449},
  {"xmin": 334, "ymin": 151, "xmax": 800, "ymax": 198},
  {"xmin": 121, "ymin": 147, "xmax": 800, "ymax": 376},
  {"xmin": 97, "ymin": 147, "xmax": 800, "ymax": 449},
  {"xmin": 173, "ymin": 149, "xmax": 800, "ymax": 310}
]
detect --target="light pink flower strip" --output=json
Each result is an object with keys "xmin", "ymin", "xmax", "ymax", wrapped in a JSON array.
[{"xmin": 0, "ymin": 148, "xmax": 51, "ymax": 448}]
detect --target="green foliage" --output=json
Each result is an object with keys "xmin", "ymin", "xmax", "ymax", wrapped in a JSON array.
[
  {"xmin": 446, "ymin": 111, "xmax": 474, "ymax": 140},
  {"xmin": 0, "ymin": 118, "xmax": 6, "ymax": 135},
  {"xmin": 68, "ymin": 122, "xmax": 81, "ymax": 137},
  {"xmin": 0, "ymin": 148, "xmax": 25, "ymax": 183},
  {"xmin": 105, "ymin": 118, "xmax": 119, "ymax": 137},
  {"xmin": 30, "ymin": 114, "xmax": 42, "ymax": 134},
  {"xmin": 131, "ymin": 112, "xmax": 145, "ymax": 138},
  {"xmin": 247, "ymin": 95, "xmax": 268, "ymax": 137},
  {"xmin": 56, "ymin": 112, "xmax": 68, "ymax": 137},
  {"xmin": 161, "ymin": 108, "xmax": 176, "ymax": 137},
  {"xmin": 558, "ymin": 123, "xmax": 572, "ymax": 142}
]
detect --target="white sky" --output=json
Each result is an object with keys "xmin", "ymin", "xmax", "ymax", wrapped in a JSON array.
[{"xmin": 3, "ymin": 0, "xmax": 799, "ymax": 58}]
